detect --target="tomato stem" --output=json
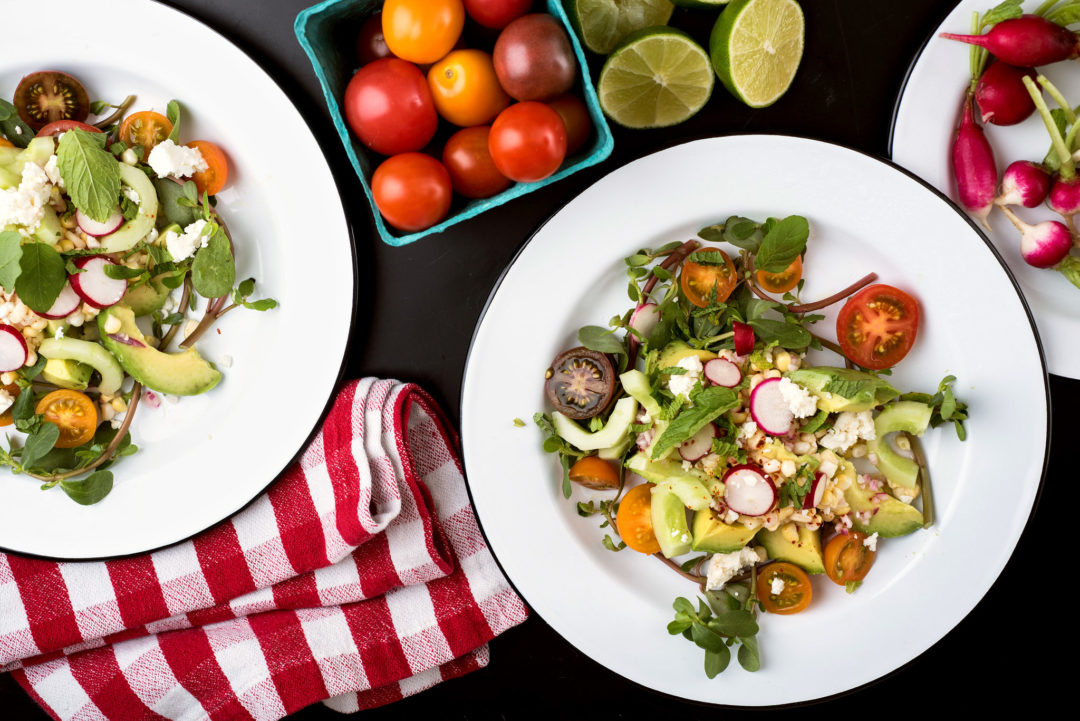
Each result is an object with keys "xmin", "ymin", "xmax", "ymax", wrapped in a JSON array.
[
  {"xmin": 653, "ymin": 553, "xmax": 703, "ymax": 584},
  {"xmin": 627, "ymin": 240, "xmax": 701, "ymax": 368},
  {"xmin": 159, "ymin": 275, "xmax": 191, "ymax": 350},
  {"xmin": 786, "ymin": 272, "xmax": 878, "ymax": 313},
  {"xmin": 808, "ymin": 331, "xmax": 855, "ymax": 369},
  {"xmin": 93, "ymin": 95, "xmax": 136, "ymax": 130}
]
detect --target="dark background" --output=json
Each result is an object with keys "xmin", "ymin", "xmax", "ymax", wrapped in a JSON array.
[{"xmin": 3, "ymin": 0, "xmax": 1074, "ymax": 716}]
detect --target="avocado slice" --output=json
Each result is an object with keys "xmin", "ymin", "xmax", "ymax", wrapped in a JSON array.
[
  {"xmin": 788, "ymin": 367, "xmax": 900, "ymax": 413},
  {"xmin": 122, "ymin": 271, "xmax": 183, "ymax": 317},
  {"xmin": 552, "ymin": 396, "xmax": 638, "ymax": 452},
  {"xmin": 691, "ymin": 508, "xmax": 759, "ymax": 553},
  {"xmin": 98, "ymin": 305, "xmax": 221, "ymax": 396},
  {"xmin": 867, "ymin": 401, "xmax": 932, "ymax": 497},
  {"xmin": 651, "ymin": 485, "xmax": 692, "ymax": 558},
  {"xmin": 657, "ymin": 340, "xmax": 717, "ymax": 369},
  {"xmin": 625, "ymin": 452, "xmax": 711, "ymax": 510},
  {"xmin": 839, "ymin": 461, "xmax": 923, "ymax": 537},
  {"xmin": 757, "ymin": 524, "xmax": 825, "ymax": 574},
  {"xmin": 38, "ymin": 337, "xmax": 124, "ymax": 394},
  {"xmin": 41, "ymin": 358, "xmax": 93, "ymax": 391}
]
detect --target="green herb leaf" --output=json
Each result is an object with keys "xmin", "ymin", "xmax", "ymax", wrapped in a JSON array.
[
  {"xmin": 57, "ymin": 128, "xmax": 122, "ymax": 223},
  {"xmin": 21, "ymin": 422, "xmax": 60, "ymax": 470},
  {"xmin": 104, "ymin": 264, "xmax": 148, "ymax": 280},
  {"xmin": 166, "ymin": 100, "xmax": 182, "ymax": 144},
  {"xmin": 709, "ymin": 609, "xmax": 759, "ymax": 638},
  {"xmin": 15, "ymin": 243, "xmax": 67, "ymax": 314},
  {"xmin": 59, "ymin": 470, "xmax": 114, "ymax": 505},
  {"xmin": 737, "ymin": 635, "xmax": 761, "ymax": 671},
  {"xmin": 578, "ymin": 325, "xmax": 627, "ymax": 358},
  {"xmin": 0, "ymin": 231, "xmax": 23, "ymax": 292},
  {"xmin": 0, "ymin": 100, "xmax": 33, "ymax": 148},
  {"xmin": 748, "ymin": 318, "xmax": 811, "ymax": 350},
  {"xmin": 704, "ymin": 646, "xmax": 731, "ymax": 678},
  {"xmin": 191, "ymin": 225, "xmax": 235, "ymax": 298},
  {"xmin": 982, "ymin": 0, "xmax": 1023, "ymax": 27},
  {"xmin": 651, "ymin": 386, "xmax": 739, "ymax": 459},
  {"xmin": 754, "ymin": 215, "xmax": 809, "ymax": 273}
]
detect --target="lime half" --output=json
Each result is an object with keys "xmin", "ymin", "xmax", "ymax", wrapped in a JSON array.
[
  {"xmin": 710, "ymin": 0, "xmax": 804, "ymax": 108},
  {"xmin": 598, "ymin": 27, "xmax": 714, "ymax": 129},
  {"xmin": 567, "ymin": 0, "xmax": 675, "ymax": 55},
  {"xmin": 670, "ymin": 0, "xmax": 730, "ymax": 7}
]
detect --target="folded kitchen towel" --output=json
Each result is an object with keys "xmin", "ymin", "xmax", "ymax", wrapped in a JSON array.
[{"xmin": 0, "ymin": 378, "xmax": 527, "ymax": 719}]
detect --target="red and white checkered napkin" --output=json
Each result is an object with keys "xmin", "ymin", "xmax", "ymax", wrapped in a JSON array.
[{"xmin": 0, "ymin": 378, "xmax": 527, "ymax": 719}]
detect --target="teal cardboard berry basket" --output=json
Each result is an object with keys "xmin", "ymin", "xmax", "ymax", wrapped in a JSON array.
[{"xmin": 295, "ymin": 0, "xmax": 614, "ymax": 247}]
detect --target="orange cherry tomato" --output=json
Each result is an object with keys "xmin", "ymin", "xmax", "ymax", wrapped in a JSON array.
[
  {"xmin": 117, "ymin": 111, "xmax": 173, "ymax": 152},
  {"xmin": 35, "ymin": 389, "xmax": 98, "ymax": 449},
  {"xmin": 428, "ymin": 50, "xmax": 511, "ymax": 127},
  {"xmin": 187, "ymin": 140, "xmax": 229, "ymax": 196},
  {"xmin": 442, "ymin": 126, "xmax": 512, "ymax": 199},
  {"xmin": 756, "ymin": 562, "xmax": 812, "ymax": 614},
  {"xmin": 823, "ymin": 531, "xmax": 876, "ymax": 587},
  {"xmin": 382, "ymin": 0, "xmax": 465, "ymax": 64},
  {"xmin": 0, "ymin": 383, "xmax": 20, "ymax": 427},
  {"xmin": 680, "ymin": 250, "xmax": 738, "ymax": 307},
  {"xmin": 616, "ymin": 483, "xmax": 661, "ymax": 554},
  {"xmin": 836, "ymin": 284, "xmax": 920, "ymax": 370},
  {"xmin": 0, "ymin": 138, "xmax": 14, "ymax": 148},
  {"xmin": 568, "ymin": 455, "xmax": 620, "ymax": 490},
  {"xmin": 756, "ymin": 255, "xmax": 803, "ymax": 294}
]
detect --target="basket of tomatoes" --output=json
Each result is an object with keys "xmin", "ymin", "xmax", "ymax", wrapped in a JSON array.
[{"xmin": 295, "ymin": 0, "xmax": 614, "ymax": 246}]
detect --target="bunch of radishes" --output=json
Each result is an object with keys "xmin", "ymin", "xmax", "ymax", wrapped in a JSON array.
[{"xmin": 944, "ymin": 2, "xmax": 1080, "ymax": 285}]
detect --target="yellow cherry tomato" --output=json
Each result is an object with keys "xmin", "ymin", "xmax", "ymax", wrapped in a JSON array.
[
  {"xmin": 427, "ymin": 50, "xmax": 511, "ymax": 127},
  {"xmin": 382, "ymin": 0, "xmax": 465, "ymax": 64}
]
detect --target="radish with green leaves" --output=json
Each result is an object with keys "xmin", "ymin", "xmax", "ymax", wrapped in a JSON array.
[{"xmin": 941, "ymin": 14, "xmax": 1080, "ymax": 67}]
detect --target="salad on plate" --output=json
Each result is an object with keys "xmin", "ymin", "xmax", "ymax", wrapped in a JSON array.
[
  {"xmin": 535, "ymin": 214, "xmax": 968, "ymax": 677},
  {"xmin": 0, "ymin": 69, "xmax": 274, "ymax": 505}
]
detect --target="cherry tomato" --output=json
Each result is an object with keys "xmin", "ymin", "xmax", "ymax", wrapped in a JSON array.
[
  {"xmin": 488, "ymin": 102, "xmax": 567, "ymax": 183},
  {"xmin": 836, "ymin": 284, "xmax": 920, "ymax": 370},
  {"xmin": 568, "ymin": 456, "xmax": 620, "ymax": 491},
  {"xmin": 427, "ymin": 50, "xmax": 511, "ymax": 127},
  {"xmin": 442, "ymin": 126, "xmax": 512, "ymax": 199},
  {"xmin": 36, "ymin": 389, "xmax": 98, "ymax": 449},
  {"xmin": 0, "ymin": 383, "xmax": 20, "ymax": 427},
  {"xmin": 616, "ymin": 483, "xmax": 661, "ymax": 555},
  {"xmin": 823, "ymin": 531, "xmax": 876, "ymax": 587},
  {"xmin": 680, "ymin": 250, "xmax": 738, "ymax": 307},
  {"xmin": 547, "ymin": 94, "xmax": 592, "ymax": 156},
  {"xmin": 756, "ymin": 562, "xmax": 812, "ymax": 615},
  {"xmin": 371, "ymin": 152, "xmax": 452, "ymax": 232},
  {"xmin": 463, "ymin": 0, "xmax": 532, "ymax": 29},
  {"xmin": 117, "ymin": 111, "xmax": 172, "ymax": 153},
  {"xmin": 187, "ymin": 140, "xmax": 229, "ymax": 196},
  {"xmin": 756, "ymin": 255, "xmax": 803, "ymax": 294},
  {"xmin": 35, "ymin": 120, "xmax": 102, "ymax": 137},
  {"xmin": 0, "ymin": 138, "xmax": 12, "ymax": 148},
  {"xmin": 356, "ymin": 13, "xmax": 392, "ymax": 66},
  {"xmin": 382, "ymin": 0, "xmax": 465, "ymax": 64},
  {"xmin": 344, "ymin": 58, "xmax": 438, "ymax": 156}
]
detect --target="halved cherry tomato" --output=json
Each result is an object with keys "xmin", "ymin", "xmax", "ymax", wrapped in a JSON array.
[
  {"xmin": 188, "ymin": 140, "xmax": 229, "ymax": 196},
  {"xmin": 616, "ymin": 483, "xmax": 661, "ymax": 554},
  {"xmin": 0, "ymin": 383, "xmax": 21, "ymax": 427},
  {"xmin": 823, "ymin": 531, "xmax": 876, "ymax": 587},
  {"xmin": 35, "ymin": 389, "xmax": 98, "ymax": 449},
  {"xmin": 756, "ymin": 562, "xmax": 812, "ymax": 615},
  {"xmin": 756, "ymin": 255, "xmax": 803, "ymax": 294},
  {"xmin": 428, "ymin": 50, "xmax": 511, "ymax": 127},
  {"xmin": 836, "ymin": 284, "xmax": 920, "ymax": 370},
  {"xmin": 117, "ymin": 111, "xmax": 172, "ymax": 153},
  {"xmin": 35, "ymin": 119, "xmax": 102, "ymax": 137},
  {"xmin": 382, "ymin": 0, "xmax": 465, "ymax": 64},
  {"xmin": 568, "ymin": 455, "xmax": 620, "ymax": 490},
  {"xmin": 680, "ymin": 250, "xmax": 737, "ymax": 307},
  {"xmin": 0, "ymin": 138, "xmax": 12, "ymax": 148}
]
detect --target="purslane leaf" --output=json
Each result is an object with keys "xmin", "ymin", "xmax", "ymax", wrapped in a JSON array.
[
  {"xmin": 15, "ymin": 242, "xmax": 67, "ymax": 313},
  {"xmin": 191, "ymin": 224, "xmax": 235, "ymax": 298},
  {"xmin": 0, "ymin": 231, "xmax": 23, "ymax": 292}
]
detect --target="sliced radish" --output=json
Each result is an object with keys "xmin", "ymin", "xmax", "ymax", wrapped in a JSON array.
[
  {"xmin": 703, "ymin": 358, "xmax": 741, "ymax": 387},
  {"xmin": 76, "ymin": 207, "xmax": 124, "ymax": 237},
  {"xmin": 0, "ymin": 325, "xmax": 28, "ymax": 372},
  {"xmin": 629, "ymin": 302, "xmax": 660, "ymax": 339},
  {"xmin": 679, "ymin": 423, "xmax": 716, "ymax": 462},
  {"xmin": 733, "ymin": 321, "xmax": 754, "ymax": 356},
  {"xmin": 749, "ymin": 377, "xmax": 794, "ymax": 436},
  {"xmin": 37, "ymin": 282, "xmax": 83, "ymax": 319},
  {"xmin": 71, "ymin": 257, "xmax": 128, "ymax": 309},
  {"xmin": 722, "ymin": 464, "xmax": 777, "ymax": 516},
  {"xmin": 803, "ymin": 472, "xmax": 826, "ymax": 510}
]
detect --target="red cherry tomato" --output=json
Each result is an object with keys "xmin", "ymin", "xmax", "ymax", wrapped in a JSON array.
[
  {"xmin": 371, "ymin": 153, "xmax": 452, "ymax": 232},
  {"xmin": 343, "ymin": 59, "xmax": 438, "ymax": 156},
  {"xmin": 488, "ymin": 101, "xmax": 567, "ymax": 183},
  {"xmin": 547, "ymin": 94, "xmax": 592, "ymax": 156},
  {"xmin": 463, "ymin": 0, "xmax": 533, "ymax": 29},
  {"xmin": 442, "ymin": 126, "xmax": 512, "ymax": 199},
  {"xmin": 35, "ymin": 119, "xmax": 102, "ymax": 137},
  {"xmin": 836, "ymin": 284, "xmax": 920, "ymax": 370},
  {"xmin": 356, "ymin": 13, "xmax": 392, "ymax": 66}
]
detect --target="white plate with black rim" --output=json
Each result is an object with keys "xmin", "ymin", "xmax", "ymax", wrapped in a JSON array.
[
  {"xmin": 461, "ymin": 135, "xmax": 1048, "ymax": 705},
  {"xmin": 0, "ymin": 0, "xmax": 355, "ymax": 559},
  {"xmin": 891, "ymin": 0, "xmax": 1080, "ymax": 378}
]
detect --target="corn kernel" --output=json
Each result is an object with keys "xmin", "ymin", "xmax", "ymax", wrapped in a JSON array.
[
  {"xmin": 774, "ymin": 350, "xmax": 792, "ymax": 372},
  {"xmin": 58, "ymin": 239, "xmax": 75, "ymax": 252},
  {"xmin": 780, "ymin": 523, "xmax": 799, "ymax": 543},
  {"xmin": 111, "ymin": 398, "xmax": 127, "ymax": 413},
  {"xmin": 895, "ymin": 434, "xmax": 911, "ymax": 451}
]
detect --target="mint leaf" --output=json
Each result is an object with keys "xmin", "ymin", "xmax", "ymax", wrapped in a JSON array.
[
  {"xmin": 57, "ymin": 128, "xmax": 121, "ymax": 223},
  {"xmin": 191, "ymin": 225, "xmax": 235, "ymax": 298},
  {"xmin": 748, "ymin": 318, "xmax": 811, "ymax": 350},
  {"xmin": 651, "ymin": 386, "xmax": 739, "ymax": 459},
  {"xmin": 0, "ymin": 231, "xmax": 23, "ymax": 292},
  {"xmin": 754, "ymin": 215, "xmax": 809, "ymax": 273},
  {"xmin": 15, "ymin": 243, "xmax": 67, "ymax": 313}
]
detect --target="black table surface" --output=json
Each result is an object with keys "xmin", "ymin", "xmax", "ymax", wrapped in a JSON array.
[{"xmin": 3, "ymin": 0, "xmax": 1076, "ymax": 717}]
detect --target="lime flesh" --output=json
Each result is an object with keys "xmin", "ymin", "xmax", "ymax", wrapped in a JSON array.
[
  {"xmin": 569, "ymin": 0, "xmax": 675, "ymax": 55},
  {"xmin": 710, "ymin": 0, "xmax": 805, "ymax": 108}
]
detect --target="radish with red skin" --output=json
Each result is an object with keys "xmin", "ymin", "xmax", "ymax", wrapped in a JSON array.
[
  {"xmin": 629, "ymin": 302, "xmax": 660, "ymax": 340},
  {"xmin": 749, "ymin": 377, "xmax": 794, "ymax": 436},
  {"xmin": 75, "ymin": 207, "xmax": 123, "ymax": 237},
  {"xmin": 940, "ymin": 15, "xmax": 1080, "ymax": 67},
  {"xmin": 951, "ymin": 91, "xmax": 997, "ymax": 229},
  {"xmin": 70, "ymin": 257, "xmax": 128, "ymax": 308},
  {"xmin": 1049, "ymin": 176, "xmax": 1080, "ymax": 217},
  {"xmin": 733, "ymin": 321, "xmax": 754, "ymax": 356},
  {"xmin": 703, "ymin": 358, "xmax": 741, "ymax": 387},
  {"xmin": 722, "ymin": 464, "xmax": 776, "ymax": 517},
  {"xmin": 997, "ymin": 161, "xmax": 1050, "ymax": 208},
  {"xmin": 975, "ymin": 62, "xmax": 1036, "ymax": 126},
  {"xmin": 679, "ymin": 423, "xmax": 716, "ymax": 462},
  {"xmin": 37, "ymin": 282, "xmax": 82, "ymax": 319},
  {"xmin": 803, "ymin": 472, "xmax": 826, "ymax": 510},
  {"xmin": 0, "ymin": 325, "xmax": 28, "ymax": 371},
  {"xmin": 999, "ymin": 205, "xmax": 1072, "ymax": 268}
]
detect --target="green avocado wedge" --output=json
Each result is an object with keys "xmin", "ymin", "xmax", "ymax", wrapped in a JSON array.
[
  {"xmin": 788, "ymin": 366, "xmax": 900, "ymax": 413},
  {"xmin": 690, "ymin": 508, "xmax": 759, "ymax": 553},
  {"xmin": 838, "ymin": 460, "xmax": 923, "ymax": 538},
  {"xmin": 757, "ymin": 524, "xmax": 824, "ymax": 574}
]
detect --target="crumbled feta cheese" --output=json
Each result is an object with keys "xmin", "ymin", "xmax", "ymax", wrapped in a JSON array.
[
  {"xmin": 0, "ymin": 389, "xmax": 13, "ymax": 415},
  {"xmin": 681, "ymin": 460, "xmax": 692, "ymax": 472},
  {"xmin": 121, "ymin": 147, "xmax": 139, "ymax": 165},
  {"xmin": 164, "ymin": 219, "xmax": 210, "ymax": 261},
  {"xmin": 770, "ymin": 577, "xmax": 786, "ymax": 595},
  {"xmin": 667, "ymin": 355, "xmax": 703, "ymax": 399},
  {"xmin": 863, "ymin": 532, "xmax": 879, "ymax": 552},
  {"xmin": 780, "ymin": 460, "xmax": 797, "ymax": 477},
  {"xmin": 898, "ymin": 494, "xmax": 913, "ymax": 504},
  {"xmin": 122, "ymin": 186, "xmax": 141, "ymax": 205},
  {"xmin": 43, "ymin": 155, "xmax": 63, "ymax": 187},
  {"xmin": 637, "ymin": 407, "xmax": 651, "ymax": 425},
  {"xmin": 147, "ymin": 139, "xmax": 208, "ymax": 179},
  {"xmin": 220, "ymin": 354, "xmax": 233, "ymax": 368},
  {"xmin": 738, "ymin": 420, "xmax": 758, "ymax": 440},
  {"xmin": 680, "ymin": 533, "xmax": 690, "ymax": 544},
  {"xmin": 705, "ymin": 546, "xmax": 765, "ymax": 590},
  {"xmin": 820, "ymin": 410, "xmax": 876, "ymax": 452},
  {"xmin": 0, "ymin": 162, "xmax": 52, "ymax": 230},
  {"xmin": 777, "ymin": 377, "xmax": 818, "ymax": 419}
]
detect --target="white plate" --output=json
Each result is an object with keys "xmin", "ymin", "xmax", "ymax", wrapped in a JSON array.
[
  {"xmin": 461, "ymin": 136, "xmax": 1048, "ymax": 706},
  {"xmin": 0, "ymin": 0, "xmax": 354, "ymax": 558},
  {"xmin": 891, "ymin": 0, "xmax": 1079, "ymax": 378}
]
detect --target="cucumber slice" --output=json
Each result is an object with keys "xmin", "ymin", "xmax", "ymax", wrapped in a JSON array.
[
  {"xmin": 651, "ymin": 484, "xmax": 692, "ymax": 558},
  {"xmin": 552, "ymin": 396, "xmax": 638, "ymax": 451},
  {"xmin": 101, "ymin": 164, "xmax": 158, "ymax": 252},
  {"xmin": 38, "ymin": 337, "xmax": 124, "ymax": 394},
  {"xmin": 868, "ymin": 401, "xmax": 932, "ymax": 495},
  {"xmin": 625, "ymin": 453, "xmax": 712, "ymax": 510}
]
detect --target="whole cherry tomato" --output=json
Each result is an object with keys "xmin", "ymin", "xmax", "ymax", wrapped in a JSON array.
[
  {"xmin": 493, "ymin": 14, "xmax": 577, "ymax": 101},
  {"xmin": 343, "ymin": 59, "xmax": 437, "ymax": 156},
  {"xmin": 442, "ymin": 126, "xmax": 512, "ymax": 199},
  {"xmin": 463, "ymin": 0, "xmax": 533, "ymax": 29},
  {"xmin": 427, "ymin": 50, "xmax": 511, "ymax": 127},
  {"xmin": 547, "ymin": 94, "xmax": 592, "ymax": 156},
  {"xmin": 371, "ymin": 153, "xmax": 452, "ymax": 232},
  {"xmin": 356, "ymin": 13, "xmax": 392, "ymax": 66},
  {"xmin": 382, "ymin": 0, "xmax": 465, "ymax": 64},
  {"xmin": 488, "ymin": 101, "xmax": 567, "ymax": 183}
]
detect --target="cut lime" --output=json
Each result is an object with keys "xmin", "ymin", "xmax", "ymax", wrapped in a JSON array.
[
  {"xmin": 670, "ymin": 0, "xmax": 729, "ymax": 7},
  {"xmin": 597, "ymin": 27, "xmax": 714, "ymax": 129},
  {"xmin": 710, "ymin": 0, "xmax": 804, "ymax": 108},
  {"xmin": 567, "ymin": 0, "xmax": 676, "ymax": 55}
]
